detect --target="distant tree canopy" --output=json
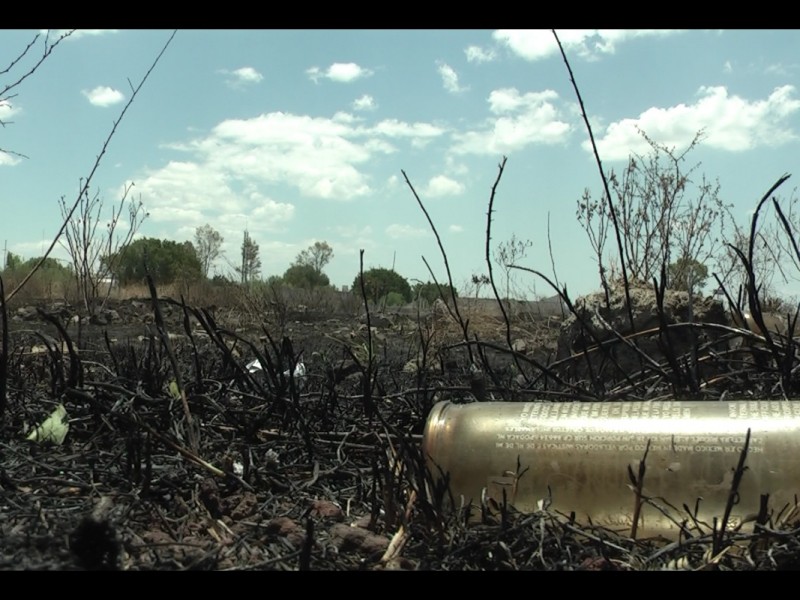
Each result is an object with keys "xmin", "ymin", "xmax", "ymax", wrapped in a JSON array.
[
  {"xmin": 3, "ymin": 251, "xmax": 23, "ymax": 271},
  {"xmin": 294, "ymin": 241, "xmax": 333, "ymax": 274},
  {"xmin": 280, "ymin": 241, "xmax": 333, "ymax": 288},
  {"xmin": 194, "ymin": 223, "xmax": 224, "ymax": 279},
  {"xmin": 106, "ymin": 237, "xmax": 203, "ymax": 285},
  {"xmin": 282, "ymin": 263, "xmax": 330, "ymax": 289},
  {"xmin": 412, "ymin": 281, "xmax": 458, "ymax": 305},
  {"xmin": 3, "ymin": 254, "xmax": 72, "ymax": 276},
  {"xmin": 353, "ymin": 268, "xmax": 412, "ymax": 304},
  {"xmin": 237, "ymin": 230, "xmax": 261, "ymax": 284},
  {"xmin": 667, "ymin": 256, "xmax": 709, "ymax": 293}
]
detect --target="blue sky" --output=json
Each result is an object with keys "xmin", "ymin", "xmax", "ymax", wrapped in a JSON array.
[{"xmin": 2, "ymin": 29, "xmax": 800, "ymax": 299}]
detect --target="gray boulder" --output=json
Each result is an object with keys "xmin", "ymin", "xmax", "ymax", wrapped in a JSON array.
[{"xmin": 556, "ymin": 281, "xmax": 729, "ymax": 382}]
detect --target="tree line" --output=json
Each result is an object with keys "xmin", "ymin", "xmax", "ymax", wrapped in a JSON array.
[{"xmin": 2, "ymin": 225, "xmax": 458, "ymax": 308}]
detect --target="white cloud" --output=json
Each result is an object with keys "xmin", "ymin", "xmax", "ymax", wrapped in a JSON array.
[
  {"xmin": 425, "ymin": 175, "xmax": 465, "ymax": 197},
  {"xmin": 189, "ymin": 113, "xmax": 378, "ymax": 200},
  {"xmin": 306, "ymin": 66, "xmax": 322, "ymax": 82},
  {"xmin": 451, "ymin": 87, "xmax": 571, "ymax": 155},
  {"xmin": 438, "ymin": 62, "xmax": 467, "ymax": 94},
  {"xmin": 307, "ymin": 62, "xmax": 373, "ymax": 83},
  {"xmin": 494, "ymin": 29, "xmax": 681, "ymax": 62},
  {"xmin": 131, "ymin": 160, "xmax": 296, "ymax": 257},
  {"xmin": 0, "ymin": 100, "xmax": 19, "ymax": 122},
  {"xmin": 146, "ymin": 110, "xmax": 445, "ymax": 225},
  {"xmin": 592, "ymin": 85, "xmax": 800, "ymax": 161},
  {"xmin": 43, "ymin": 29, "xmax": 117, "ymax": 41},
  {"xmin": 353, "ymin": 94, "xmax": 376, "ymax": 111},
  {"xmin": 82, "ymin": 86, "xmax": 125, "ymax": 107},
  {"xmin": 488, "ymin": 88, "xmax": 558, "ymax": 113},
  {"xmin": 223, "ymin": 66, "xmax": 263, "ymax": 87},
  {"xmin": 449, "ymin": 224, "xmax": 464, "ymax": 233},
  {"xmin": 370, "ymin": 119, "xmax": 445, "ymax": 140},
  {"xmin": 723, "ymin": 60, "xmax": 733, "ymax": 74},
  {"xmin": 0, "ymin": 152, "xmax": 21, "ymax": 167},
  {"xmin": 766, "ymin": 63, "xmax": 795, "ymax": 77},
  {"xmin": 444, "ymin": 156, "xmax": 469, "ymax": 176},
  {"xmin": 386, "ymin": 224, "xmax": 428, "ymax": 239},
  {"xmin": 465, "ymin": 45, "xmax": 496, "ymax": 63}
]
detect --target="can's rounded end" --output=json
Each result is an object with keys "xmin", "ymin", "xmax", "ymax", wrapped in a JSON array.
[{"xmin": 421, "ymin": 401, "xmax": 451, "ymax": 456}]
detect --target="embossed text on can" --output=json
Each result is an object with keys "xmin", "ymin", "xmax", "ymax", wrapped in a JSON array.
[{"xmin": 422, "ymin": 400, "xmax": 800, "ymax": 539}]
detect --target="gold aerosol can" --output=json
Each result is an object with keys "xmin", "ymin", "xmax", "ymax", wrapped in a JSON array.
[{"xmin": 422, "ymin": 400, "xmax": 800, "ymax": 539}]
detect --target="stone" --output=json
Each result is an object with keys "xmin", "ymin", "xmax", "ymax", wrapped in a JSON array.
[{"xmin": 556, "ymin": 281, "xmax": 729, "ymax": 384}]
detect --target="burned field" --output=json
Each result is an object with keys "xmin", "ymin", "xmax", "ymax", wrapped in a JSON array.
[{"xmin": 3, "ymin": 291, "xmax": 800, "ymax": 572}]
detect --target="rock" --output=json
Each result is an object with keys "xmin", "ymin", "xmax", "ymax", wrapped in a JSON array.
[
  {"xmin": 309, "ymin": 500, "xmax": 344, "ymax": 521},
  {"xmin": 329, "ymin": 522, "xmax": 389, "ymax": 555},
  {"xmin": 511, "ymin": 339, "xmax": 527, "ymax": 354},
  {"xmin": 360, "ymin": 313, "xmax": 393, "ymax": 328},
  {"xmin": 556, "ymin": 281, "xmax": 729, "ymax": 382},
  {"xmin": 103, "ymin": 309, "xmax": 120, "ymax": 322},
  {"xmin": 228, "ymin": 491, "xmax": 258, "ymax": 520},
  {"xmin": 15, "ymin": 306, "xmax": 38, "ymax": 321},
  {"xmin": 264, "ymin": 516, "xmax": 306, "ymax": 548},
  {"xmin": 90, "ymin": 313, "xmax": 109, "ymax": 326}
]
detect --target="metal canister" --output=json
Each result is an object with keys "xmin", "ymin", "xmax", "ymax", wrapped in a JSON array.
[{"xmin": 422, "ymin": 400, "xmax": 800, "ymax": 539}]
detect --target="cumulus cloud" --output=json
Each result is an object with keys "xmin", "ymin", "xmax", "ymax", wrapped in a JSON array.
[
  {"xmin": 438, "ymin": 62, "xmax": 467, "ymax": 94},
  {"xmin": 592, "ymin": 85, "xmax": 800, "ymax": 161},
  {"xmin": 424, "ymin": 175, "xmax": 465, "ymax": 197},
  {"xmin": 222, "ymin": 66, "xmax": 264, "ymax": 87},
  {"xmin": 82, "ymin": 86, "xmax": 125, "ymax": 107},
  {"xmin": 370, "ymin": 119, "xmax": 445, "ymax": 140},
  {"xmin": 307, "ymin": 62, "xmax": 373, "ymax": 83},
  {"xmin": 353, "ymin": 94, "xmax": 376, "ymax": 111},
  {"xmin": 179, "ymin": 113, "xmax": 377, "ymax": 200},
  {"xmin": 494, "ymin": 29, "xmax": 681, "ymax": 61},
  {"xmin": 465, "ymin": 45, "xmax": 496, "ymax": 63},
  {"xmin": 386, "ymin": 224, "xmax": 428, "ymax": 239},
  {"xmin": 136, "ymin": 108, "xmax": 446, "ymax": 253},
  {"xmin": 129, "ymin": 160, "xmax": 296, "ymax": 259},
  {"xmin": 448, "ymin": 224, "xmax": 464, "ymax": 233},
  {"xmin": 451, "ymin": 87, "xmax": 571, "ymax": 155}
]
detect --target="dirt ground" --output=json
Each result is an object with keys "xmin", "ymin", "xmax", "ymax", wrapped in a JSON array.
[
  {"xmin": 2, "ymin": 296, "xmax": 798, "ymax": 571},
  {"xmin": 0, "ymin": 297, "xmax": 570, "ymax": 571}
]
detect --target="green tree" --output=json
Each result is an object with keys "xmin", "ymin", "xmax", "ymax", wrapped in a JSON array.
[
  {"xmin": 19, "ymin": 256, "xmax": 71, "ymax": 275},
  {"xmin": 194, "ymin": 223, "xmax": 224, "ymax": 279},
  {"xmin": 283, "ymin": 263, "xmax": 330, "ymax": 289},
  {"xmin": 294, "ymin": 241, "xmax": 333, "ymax": 274},
  {"xmin": 412, "ymin": 281, "xmax": 458, "ymax": 305},
  {"xmin": 353, "ymin": 268, "xmax": 412, "ymax": 304},
  {"xmin": 668, "ymin": 256, "xmax": 709, "ymax": 293},
  {"xmin": 3, "ymin": 252, "xmax": 22, "ymax": 271},
  {"xmin": 237, "ymin": 230, "xmax": 261, "ymax": 284},
  {"xmin": 107, "ymin": 237, "xmax": 202, "ymax": 285}
]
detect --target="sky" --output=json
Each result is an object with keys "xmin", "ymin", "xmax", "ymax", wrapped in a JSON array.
[{"xmin": 2, "ymin": 29, "xmax": 800, "ymax": 300}]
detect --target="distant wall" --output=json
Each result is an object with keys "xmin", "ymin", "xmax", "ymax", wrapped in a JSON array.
[{"xmin": 389, "ymin": 294, "xmax": 567, "ymax": 319}]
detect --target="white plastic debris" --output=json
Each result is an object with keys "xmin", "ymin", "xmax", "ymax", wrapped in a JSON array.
[
  {"xmin": 246, "ymin": 358, "xmax": 307, "ymax": 389},
  {"xmin": 26, "ymin": 404, "xmax": 69, "ymax": 445},
  {"xmin": 289, "ymin": 362, "xmax": 307, "ymax": 379},
  {"xmin": 245, "ymin": 358, "xmax": 263, "ymax": 374}
]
